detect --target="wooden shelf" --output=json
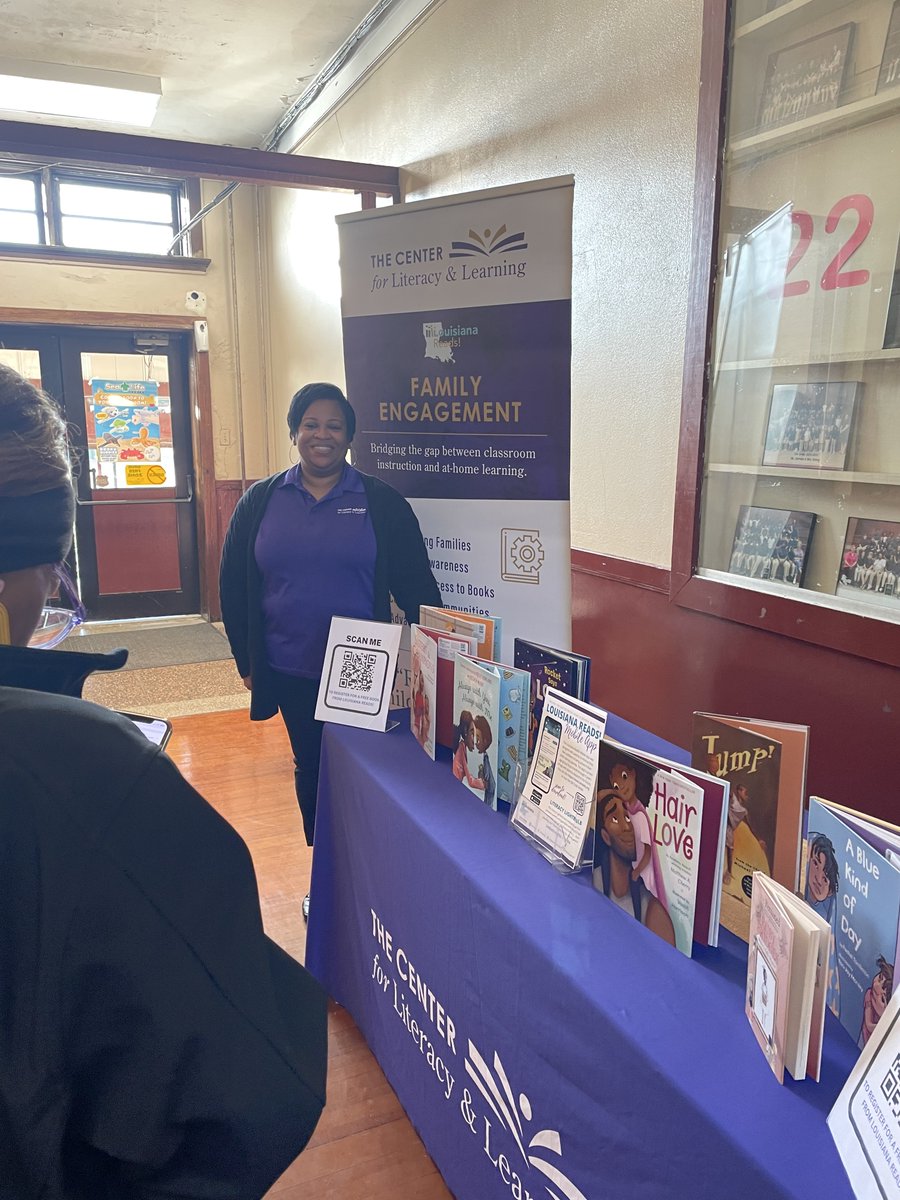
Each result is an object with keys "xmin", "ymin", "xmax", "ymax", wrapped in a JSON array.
[
  {"xmin": 734, "ymin": 0, "xmax": 857, "ymax": 47},
  {"xmin": 707, "ymin": 462, "xmax": 900, "ymax": 484},
  {"xmin": 716, "ymin": 348, "xmax": 900, "ymax": 371},
  {"xmin": 728, "ymin": 88, "xmax": 900, "ymax": 166},
  {"xmin": 697, "ymin": 566, "xmax": 900, "ymax": 625}
]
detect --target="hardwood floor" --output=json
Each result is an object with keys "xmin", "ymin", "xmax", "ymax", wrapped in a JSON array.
[{"xmin": 166, "ymin": 710, "xmax": 453, "ymax": 1200}]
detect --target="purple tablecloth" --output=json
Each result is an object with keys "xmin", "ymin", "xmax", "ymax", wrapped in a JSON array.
[{"xmin": 306, "ymin": 719, "xmax": 857, "ymax": 1200}]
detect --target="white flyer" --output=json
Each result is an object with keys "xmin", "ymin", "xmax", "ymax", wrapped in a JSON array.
[
  {"xmin": 314, "ymin": 616, "xmax": 402, "ymax": 731},
  {"xmin": 828, "ymin": 987, "xmax": 900, "ymax": 1199},
  {"xmin": 510, "ymin": 687, "xmax": 607, "ymax": 870}
]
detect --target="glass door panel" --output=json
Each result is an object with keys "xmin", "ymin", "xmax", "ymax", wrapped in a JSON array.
[{"xmin": 62, "ymin": 334, "xmax": 199, "ymax": 619}]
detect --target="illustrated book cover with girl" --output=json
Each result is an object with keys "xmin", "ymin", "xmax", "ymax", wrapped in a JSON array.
[
  {"xmin": 409, "ymin": 625, "xmax": 438, "ymax": 760},
  {"xmin": 805, "ymin": 798, "xmax": 900, "ymax": 1055},
  {"xmin": 592, "ymin": 738, "xmax": 714, "ymax": 957},
  {"xmin": 451, "ymin": 654, "xmax": 501, "ymax": 811}
]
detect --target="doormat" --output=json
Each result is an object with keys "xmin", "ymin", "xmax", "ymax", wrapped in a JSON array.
[
  {"xmin": 82, "ymin": 659, "xmax": 249, "ymax": 719},
  {"xmin": 72, "ymin": 621, "xmax": 233, "ymax": 671}
]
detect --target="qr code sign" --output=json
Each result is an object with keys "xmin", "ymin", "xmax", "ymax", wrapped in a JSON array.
[
  {"xmin": 339, "ymin": 650, "xmax": 377, "ymax": 692},
  {"xmin": 879, "ymin": 1051, "xmax": 900, "ymax": 1121}
]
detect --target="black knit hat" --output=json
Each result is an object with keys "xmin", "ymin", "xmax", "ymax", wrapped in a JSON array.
[{"xmin": 0, "ymin": 484, "xmax": 75, "ymax": 573}]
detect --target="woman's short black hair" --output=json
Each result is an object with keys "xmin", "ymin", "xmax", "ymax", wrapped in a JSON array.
[{"xmin": 287, "ymin": 382, "xmax": 356, "ymax": 441}]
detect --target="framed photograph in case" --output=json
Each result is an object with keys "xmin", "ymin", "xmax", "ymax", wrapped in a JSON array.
[
  {"xmin": 762, "ymin": 381, "xmax": 860, "ymax": 470},
  {"xmin": 836, "ymin": 518, "xmax": 900, "ymax": 608},
  {"xmin": 877, "ymin": 0, "xmax": 900, "ymax": 93},
  {"xmin": 729, "ymin": 506, "xmax": 816, "ymax": 587},
  {"xmin": 758, "ymin": 24, "xmax": 855, "ymax": 132}
]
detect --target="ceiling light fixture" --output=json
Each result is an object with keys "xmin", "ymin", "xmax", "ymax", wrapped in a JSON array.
[{"xmin": 0, "ymin": 59, "xmax": 161, "ymax": 128}]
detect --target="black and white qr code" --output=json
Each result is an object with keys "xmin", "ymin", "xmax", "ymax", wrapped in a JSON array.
[
  {"xmin": 339, "ymin": 650, "xmax": 378, "ymax": 692},
  {"xmin": 879, "ymin": 1051, "xmax": 900, "ymax": 1121}
]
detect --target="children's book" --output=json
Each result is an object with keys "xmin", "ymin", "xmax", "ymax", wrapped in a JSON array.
[
  {"xmin": 451, "ymin": 654, "xmax": 501, "ymax": 810},
  {"xmin": 805, "ymin": 797, "xmax": 900, "ymax": 1053},
  {"xmin": 593, "ymin": 737, "xmax": 721, "ymax": 957},
  {"xmin": 696, "ymin": 712, "xmax": 807, "ymax": 886},
  {"xmin": 746, "ymin": 873, "xmax": 829, "ymax": 1084},
  {"xmin": 409, "ymin": 625, "xmax": 438, "ymax": 760},
  {"xmin": 475, "ymin": 659, "xmax": 531, "ymax": 808},
  {"xmin": 828, "ymin": 987, "xmax": 900, "ymax": 1200},
  {"xmin": 421, "ymin": 605, "xmax": 502, "ymax": 662},
  {"xmin": 416, "ymin": 625, "xmax": 478, "ymax": 749},
  {"xmin": 513, "ymin": 638, "xmax": 591, "ymax": 761},
  {"xmin": 691, "ymin": 713, "xmax": 790, "ymax": 941}
]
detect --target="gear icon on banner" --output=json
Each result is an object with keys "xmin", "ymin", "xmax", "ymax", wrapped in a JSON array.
[
  {"xmin": 501, "ymin": 528, "xmax": 545, "ymax": 584},
  {"xmin": 511, "ymin": 533, "xmax": 544, "ymax": 573}
]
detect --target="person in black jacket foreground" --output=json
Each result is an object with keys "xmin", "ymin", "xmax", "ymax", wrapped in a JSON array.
[
  {"xmin": 220, "ymin": 382, "xmax": 441, "ymax": 870},
  {"xmin": 0, "ymin": 363, "xmax": 326, "ymax": 1200}
]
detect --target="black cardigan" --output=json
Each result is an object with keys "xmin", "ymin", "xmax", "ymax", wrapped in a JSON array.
[
  {"xmin": 0, "ymin": 682, "xmax": 327, "ymax": 1199},
  {"xmin": 219, "ymin": 468, "xmax": 442, "ymax": 720}
]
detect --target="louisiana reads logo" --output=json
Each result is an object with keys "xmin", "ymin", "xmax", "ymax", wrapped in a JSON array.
[
  {"xmin": 450, "ymin": 223, "xmax": 528, "ymax": 258},
  {"xmin": 462, "ymin": 1038, "xmax": 588, "ymax": 1200}
]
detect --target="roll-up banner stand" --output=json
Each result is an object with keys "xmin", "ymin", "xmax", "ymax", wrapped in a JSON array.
[{"xmin": 338, "ymin": 176, "xmax": 573, "ymax": 684}]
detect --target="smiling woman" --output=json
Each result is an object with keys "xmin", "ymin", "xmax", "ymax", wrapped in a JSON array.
[{"xmin": 219, "ymin": 380, "xmax": 442, "ymax": 876}]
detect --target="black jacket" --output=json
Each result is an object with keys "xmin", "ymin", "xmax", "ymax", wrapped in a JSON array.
[
  {"xmin": 0, "ymin": 655, "xmax": 327, "ymax": 1200},
  {"xmin": 219, "ymin": 468, "xmax": 442, "ymax": 720}
]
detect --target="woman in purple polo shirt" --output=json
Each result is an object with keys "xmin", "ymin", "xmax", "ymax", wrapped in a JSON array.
[{"xmin": 220, "ymin": 383, "xmax": 441, "ymax": 910}]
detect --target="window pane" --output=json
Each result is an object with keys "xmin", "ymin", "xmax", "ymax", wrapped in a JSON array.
[
  {"xmin": 0, "ymin": 176, "xmax": 38, "ymax": 211},
  {"xmin": 61, "ymin": 215, "xmax": 174, "ymax": 254},
  {"xmin": 58, "ymin": 181, "xmax": 175, "ymax": 224},
  {"xmin": 0, "ymin": 210, "xmax": 41, "ymax": 244}
]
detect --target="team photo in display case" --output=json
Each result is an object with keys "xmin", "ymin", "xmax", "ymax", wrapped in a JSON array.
[
  {"xmin": 729, "ymin": 505, "xmax": 816, "ymax": 587},
  {"xmin": 836, "ymin": 516, "xmax": 900, "ymax": 608},
  {"xmin": 762, "ymin": 382, "xmax": 859, "ymax": 471}
]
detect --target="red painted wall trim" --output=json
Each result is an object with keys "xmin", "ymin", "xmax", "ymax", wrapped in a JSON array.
[
  {"xmin": 571, "ymin": 549, "xmax": 669, "ymax": 594},
  {"xmin": 571, "ymin": 567, "xmax": 899, "ymax": 825}
]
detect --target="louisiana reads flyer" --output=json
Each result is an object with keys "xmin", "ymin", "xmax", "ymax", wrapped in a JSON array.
[{"xmin": 511, "ymin": 688, "xmax": 606, "ymax": 870}]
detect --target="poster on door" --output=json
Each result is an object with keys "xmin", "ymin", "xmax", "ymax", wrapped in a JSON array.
[
  {"xmin": 337, "ymin": 177, "xmax": 574, "ymax": 665},
  {"xmin": 90, "ymin": 379, "xmax": 161, "ymax": 472}
]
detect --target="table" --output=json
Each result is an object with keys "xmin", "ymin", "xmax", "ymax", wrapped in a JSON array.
[{"xmin": 306, "ymin": 720, "xmax": 858, "ymax": 1200}]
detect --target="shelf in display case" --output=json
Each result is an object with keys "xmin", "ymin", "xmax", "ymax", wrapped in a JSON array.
[
  {"xmin": 716, "ymin": 348, "xmax": 900, "ymax": 372},
  {"xmin": 734, "ymin": 0, "xmax": 861, "ymax": 47},
  {"xmin": 728, "ymin": 88, "xmax": 900, "ymax": 166},
  {"xmin": 707, "ymin": 462, "xmax": 900, "ymax": 485}
]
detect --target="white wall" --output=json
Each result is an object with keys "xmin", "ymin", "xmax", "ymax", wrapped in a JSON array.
[{"xmin": 263, "ymin": 0, "xmax": 704, "ymax": 564}]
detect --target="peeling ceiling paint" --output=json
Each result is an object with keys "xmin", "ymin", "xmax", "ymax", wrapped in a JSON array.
[{"xmin": 0, "ymin": 0, "xmax": 378, "ymax": 145}]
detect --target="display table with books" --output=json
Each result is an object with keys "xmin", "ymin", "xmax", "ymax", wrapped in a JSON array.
[{"xmin": 305, "ymin": 719, "xmax": 860, "ymax": 1200}]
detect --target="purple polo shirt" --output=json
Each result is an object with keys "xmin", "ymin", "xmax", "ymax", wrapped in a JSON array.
[{"xmin": 255, "ymin": 464, "xmax": 377, "ymax": 678}]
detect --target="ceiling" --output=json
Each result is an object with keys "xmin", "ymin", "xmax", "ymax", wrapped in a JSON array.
[{"xmin": 0, "ymin": 0, "xmax": 381, "ymax": 147}]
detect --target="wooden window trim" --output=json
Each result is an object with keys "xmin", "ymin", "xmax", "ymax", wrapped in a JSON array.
[{"xmin": 0, "ymin": 241, "xmax": 210, "ymax": 271}]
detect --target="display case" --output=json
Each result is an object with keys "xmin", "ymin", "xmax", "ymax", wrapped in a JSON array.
[{"xmin": 687, "ymin": 0, "xmax": 900, "ymax": 653}]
